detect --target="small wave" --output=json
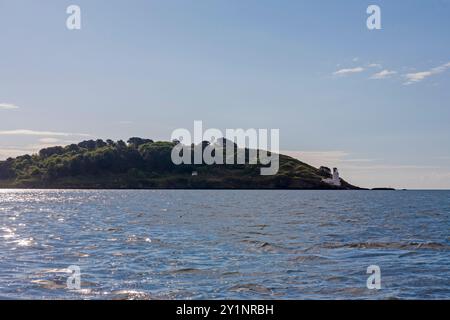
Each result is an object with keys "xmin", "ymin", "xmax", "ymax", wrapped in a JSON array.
[
  {"xmin": 321, "ymin": 241, "xmax": 450, "ymax": 251},
  {"xmin": 320, "ymin": 287, "xmax": 369, "ymax": 296},
  {"xmin": 241, "ymin": 239, "xmax": 296, "ymax": 253},
  {"xmin": 126, "ymin": 236, "xmax": 152, "ymax": 244},
  {"xmin": 83, "ymin": 245, "xmax": 98, "ymax": 250},
  {"xmin": 319, "ymin": 222, "xmax": 337, "ymax": 227},
  {"xmin": 398, "ymin": 251, "xmax": 420, "ymax": 258},
  {"xmin": 14, "ymin": 238, "xmax": 35, "ymax": 247},
  {"xmin": 292, "ymin": 254, "xmax": 330, "ymax": 263},
  {"xmin": 42, "ymin": 268, "xmax": 72, "ymax": 274},
  {"xmin": 31, "ymin": 279, "xmax": 66, "ymax": 290},
  {"xmin": 73, "ymin": 288, "xmax": 93, "ymax": 295},
  {"xmin": 248, "ymin": 224, "xmax": 268, "ymax": 229},
  {"xmin": 326, "ymin": 275, "xmax": 348, "ymax": 282},
  {"xmin": 221, "ymin": 271, "xmax": 241, "ymax": 277},
  {"xmin": 169, "ymin": 268, "xmax": 207, "ymax": 275},
  {"xmin": 246, "ymin": 231, "xmax": 267, "ymax": 236},
  {"xmin": 112, "ymin": 252, "xmax": 125, "ymax": 257},
  {"xmin": 1, "ymin": 227, "xmax": 16, "ymax": 239},
  {"xmin": 262, "ymin": 242, "xmax": 301, "ymax": 254},
  {"xmin": 111, "ymin": 290, "xmax": 153, "ymax": 300},
  {"xmin": 73, "ymin": 252, "xmax": 90, "ymax": 258},
  {"xmin": 229, "ymin": 283, "xmax": 273, "ymax": 295}
]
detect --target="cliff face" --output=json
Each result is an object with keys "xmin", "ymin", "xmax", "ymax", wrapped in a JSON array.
[{"xmin": 0, "ymin": 139, "xmax": 361, "ymax": 189}]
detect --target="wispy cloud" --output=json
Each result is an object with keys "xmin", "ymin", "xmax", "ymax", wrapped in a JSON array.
[
  {"xmin": 282, "ymin": 150, "xmax": 350, "ymax": 167},
  {"xmin": 333, "ymin": 67, "xmax": 365, "ymax": 76},
  {"xmin": 404, "ymin": 62, "xmax": 450, "ymax": 85},
  {"xmin": 341, "ymin": 158, "xmax": 378, "ymax": 163},
  {"xmin": 38, "ymin": 138, "xmax": 62, "ymax": 144},
  {"xmin": 0, "ymin": 139, "xmax": 79, "ymax": 160},
  {"xmin": 34, "ymin": 138, "xmax": 78, "ymax": 149},
  {"xmin": 0, "ymin": 147, "xmax": 33, "ymax": 160},
  {"xmin": 368, "ymin": 63, "xmax": 382, "ymax": 68},
  {"xmin": 370, "ymin": 69, "xmax": 397, "ymax": 80},
  {"xmin": 0, "ymin": 129, "xmax": 91, "ymax": 137},
  {"xmin": 283, "ymin": 150, "xmax": 379, "ymax": 167},
  {"xmin": 0, "ymin": 103, "xmax": 20, "ymax": 110}
]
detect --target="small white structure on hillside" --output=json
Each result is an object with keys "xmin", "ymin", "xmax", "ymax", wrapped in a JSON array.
[{"xmin": 322, "ymin": 167, "xmax": 341, "ymax": 186}]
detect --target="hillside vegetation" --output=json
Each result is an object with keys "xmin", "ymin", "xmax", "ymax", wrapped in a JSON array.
[{"xmin": 0, "ymin": 138, "xmax": 359, "ymax": 189}]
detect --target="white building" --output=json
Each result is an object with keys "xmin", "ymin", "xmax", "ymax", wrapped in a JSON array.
[{"xmin": 322, "ymin": 167, "xmax": 341, "ymax": 186}]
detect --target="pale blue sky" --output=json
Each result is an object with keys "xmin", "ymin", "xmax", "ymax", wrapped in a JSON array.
[{"xmin": 1, "ymin": 0, "xmax": 449, "ymax": 188}]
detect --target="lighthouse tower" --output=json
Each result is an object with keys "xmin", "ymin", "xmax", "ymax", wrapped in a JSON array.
[
  {"xmin": 322, "ymin": 167, "xmax": 342, "ymax": 186},
  {"xmin": 332, "ymin": 168, "xmax": 341, "ymax": 186}
]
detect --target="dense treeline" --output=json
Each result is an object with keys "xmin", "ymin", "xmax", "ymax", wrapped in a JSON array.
[
  {"xmin": 0, "ymin": 138, "xmax": 359, "ymax": 189},
  {"xmin": 0, "ymin": 138, "xmax": 184, "ymax": 180}
]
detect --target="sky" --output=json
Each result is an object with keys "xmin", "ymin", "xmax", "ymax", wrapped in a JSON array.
[{"xmin": 0, "ymin": 0, "xmax": 449, "ymax": 189}]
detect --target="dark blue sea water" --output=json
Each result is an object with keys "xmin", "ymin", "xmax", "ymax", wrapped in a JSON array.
[{"xmin": 0, "ymin": 190, "xmax": 449, "ymax": 299}]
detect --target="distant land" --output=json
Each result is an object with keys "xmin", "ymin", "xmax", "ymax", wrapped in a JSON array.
[{"xmin": 0, "ymin": 138, "xmax": 362, "ymax": 190}]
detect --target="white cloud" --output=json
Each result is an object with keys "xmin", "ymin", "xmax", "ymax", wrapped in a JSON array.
[
  {"xmin": 38, "ymin": 138, "xmax": 62, "ymax": 144},
  {"xmin": 370, "ymin": 69, "xmax": 397, "ymax": 80},
  {"xmin": 32, "ymin": 138, "xmax": 78, "ymax": 150},
  {"xmin": 404, "ymin": 61, "xmax": 450, "ymax": 85},
  {"xmin": 0, "ymin": 103, "xmax": 20, "ymax": 110},
  {"xmin": 333, "ymin": 67, "xmax": 365, "ymax": 76},
  {"xmin": 368, "ymin": 63, "xmax": 382, "ymax": 68},
  {"xmin": 404, "ymin": 71, "xmax": 433, "ymax": 84},
  {"xmin": 0, "ymin": 147, "xmax": 33, "ymax": 160},
  {"xmin": 0, "ymin": 129, "xmax": 90, "ymax": 137}
]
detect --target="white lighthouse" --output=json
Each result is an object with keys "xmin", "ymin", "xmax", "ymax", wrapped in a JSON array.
[{"xmin": 322, "ymin": 167, "xmax": 341, "ymax": 186}]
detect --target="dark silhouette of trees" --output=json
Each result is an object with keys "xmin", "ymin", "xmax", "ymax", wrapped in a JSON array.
[
  {"xmin": 39, "ymin": 146, "xmax": 65, "ymax": 158},
  {"xmin": 127, "ymin": 137, "xmax": 154, "ymax": 148}
]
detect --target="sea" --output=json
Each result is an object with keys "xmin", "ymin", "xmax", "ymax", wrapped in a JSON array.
[{"xmin": 0, "ymin": 189, "xmax": 449, "ymax": 299}]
